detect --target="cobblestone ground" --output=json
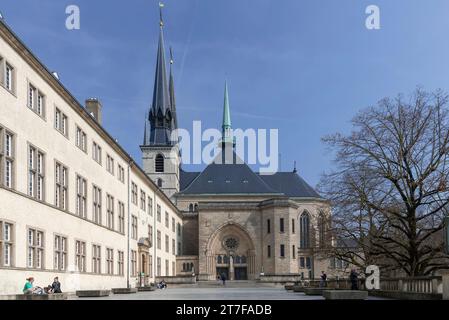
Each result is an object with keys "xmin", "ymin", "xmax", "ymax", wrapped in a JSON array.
[{"xmin": 70, "ymin": 287, "xmax": 387, "ymax": 300}]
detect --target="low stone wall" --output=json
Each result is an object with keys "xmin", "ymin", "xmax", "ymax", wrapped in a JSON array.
[
  {"xmin": 369, "ymin": 290, "xmax": 442, "ymax": 300},
  {"xmin": 155, "ymin": 275, "xmax": 196, "ymax": 284},
  {"xmin": 0, "ymin": 293, "xmax": 68, "ymax": 300}
]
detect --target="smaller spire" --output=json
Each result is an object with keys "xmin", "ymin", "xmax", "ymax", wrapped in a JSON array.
[
  {"xmin": 221, "ymin": 81, "xmax": 234, "ymax": 146},
  {"xmin": 293, "ymin": 161, "xmax": 297, "ymax": 173}
]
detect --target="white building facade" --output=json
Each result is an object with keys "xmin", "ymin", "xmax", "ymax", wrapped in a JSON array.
[{"xmin": 0, "ymin": 19, "xmax": 181, "ymax": 294}]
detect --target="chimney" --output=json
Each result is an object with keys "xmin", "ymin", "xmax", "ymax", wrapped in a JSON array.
[{"xmin": 85, "ymin": 98, "xmax": 102, "ymax": 125}]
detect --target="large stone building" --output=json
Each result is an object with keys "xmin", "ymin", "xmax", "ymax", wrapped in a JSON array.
[{"xmin": 141, "ymin": 11, "xmax": 337, "ymax": 281}]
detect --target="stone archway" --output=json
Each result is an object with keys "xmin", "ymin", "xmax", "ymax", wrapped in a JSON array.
[{"xmin": 203, "ymin": 222, "xmax": 256, "ymax": 281}]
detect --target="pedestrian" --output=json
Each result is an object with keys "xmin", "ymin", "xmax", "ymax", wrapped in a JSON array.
[
  {"xmin": 221, "ymin": 272, "xmax": 226, "ymax": 286},
  {"xmin": 350, "ymin": 269, "xmax": 359, "ymax": 290},
  {"xmin": 51, "ymin": 277, "xmax": 62, "ymax": 293},
  {"xmin": 320, "ymin": 271, "xmax": 327, "ymax": 288},
  {"xmin": 23, "ymin": 277, "xmax": 34, "ymax": 294}
]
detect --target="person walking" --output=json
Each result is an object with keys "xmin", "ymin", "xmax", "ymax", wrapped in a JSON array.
[
  {"xmin": 51, "ymin": 277, "xmax": 62, "ymax": 293},
  {"xmin": 350, "ymin": 269, "xmax": 359, "ymax": 290},
  {"xmin": 221, "ymin": 272, "xmax": 226, "ymax": 286},
  {"xmin": 320, "ymin": 271, "xmax": 327, "ymax": 288}
]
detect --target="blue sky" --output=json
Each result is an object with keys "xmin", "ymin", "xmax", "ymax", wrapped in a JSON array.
[{"xmin": 3, "ymin": 0, "xmax": 449, "ymax": 187}]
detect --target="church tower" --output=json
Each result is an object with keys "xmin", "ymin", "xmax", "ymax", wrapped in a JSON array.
[{"xmin": 141, "ymin": 5, "xmax": 180, "ymax": 199}]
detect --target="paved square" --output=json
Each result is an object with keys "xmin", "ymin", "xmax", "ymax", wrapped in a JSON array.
[{"xmin": 70, "ymin": 287, "xmax": 387, "ymax": 300}]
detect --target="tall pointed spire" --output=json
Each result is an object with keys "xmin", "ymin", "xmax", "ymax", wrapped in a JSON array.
[
  {"xmin": 169, "ymin": 47, "xmax": 177, "ymax": 130},
  {"xmin": 221, "ymin": 81, "xmax": 234, "ymax": 146},
  {"xmin": 144, "ymin": 2, "xmax": 176, "ymax": 146}
]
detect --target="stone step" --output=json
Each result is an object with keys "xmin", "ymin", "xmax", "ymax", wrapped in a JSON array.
[
  {"xmin": 76, "ymin": 290, "xmax": 111, "ymax": 297},
  {"xmin": 112, "ymin": 288, "xmax": 137, "ymax": 294}
]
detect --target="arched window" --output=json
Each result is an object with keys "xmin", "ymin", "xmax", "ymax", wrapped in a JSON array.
[
  {"xmin": 157, "ymin": 178, "xmax": 163, "ymax": 188},
  {"xmin": 190, "ymin": 263, "xmax": 194, "ymax": 272},
  {"xmin": 235, "ymin": 256, "xmax": 241, "ymax": 264},
  {"xmin": 299, "ymin": 211, "xmax": 310, "ymax": 249},
  {"xmin": 318, "ymin": 212, "xmax": 326, "ymax": 248},
  {"xmin": 241, "ymin": 256, "xmax": 247, "ymax": 264},
  {"xmin": 217, "ymin": 255, "xmax": 222, "ymax": 264},
  {"xmin": 189, "ymin": 204, "xmax": 194, "ymax": 212},
  {"xmin": 182, "ymin": 263, "xmax": 186, "ymax": 271},
  {"xmin": 194, "ymin": 204, "xmax": 198, "ymax": 212},
  {"xmin": 223, "ymin": 255, "xmax": 229, "ymax": 264},
  {"xmin": 155, "ymin": 154, "xmax": 164, "ymax": 173}
]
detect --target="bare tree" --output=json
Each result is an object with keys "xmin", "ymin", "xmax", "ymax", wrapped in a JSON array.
[{"xmin": 319, "ymin": 88, "xmax": 449, "ymax": 276}]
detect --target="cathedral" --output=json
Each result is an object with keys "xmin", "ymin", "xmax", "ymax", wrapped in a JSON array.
[{"xmin": 140, "ymin": 8, "xmax": 333, "ymax": 281}]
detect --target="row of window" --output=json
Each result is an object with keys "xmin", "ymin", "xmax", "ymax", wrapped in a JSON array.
[
  {"xmin": 266, "ymin": 212, "xmax": 328, "ymax": 249},
  {"xmin": 266, "ymin": 244, "xmax": 296, "ymax": 259},
  {"xmin": 0, "ymin": 56, "xmax": 127, "ymax": 184}
]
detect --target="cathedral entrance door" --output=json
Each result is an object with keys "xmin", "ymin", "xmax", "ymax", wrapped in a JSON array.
[{"xmin": 234, "ymin": 267, "xmax": 247, "ymax": 280}]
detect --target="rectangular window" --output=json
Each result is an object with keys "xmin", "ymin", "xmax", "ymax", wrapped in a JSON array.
[
  {"xmin": 55, "ymin": 162, "xmax": 68, "ymax": 210},
  {"xmin": 131, "ymin": 250, "xmax": 137, "ymax": 277},
  {"xmin": 300, "ymin": 257, "xmax": 305, "ymax": 268},
  {"xmin": 54, "ymin": 108, "xmax": 68, "ymax": 137},
  {"xmin": 165, "ymin": 259, "xmax": 169, "ymax": 276},
  {"xmin": 149, "ymin": 254, "xmax": 153, "ymax": 278},
  {"xmin": 106, "ymin": 154, "xmax": 114, "ymax": 175},
  {"xmin": 28, "ymin": 145, "xmax": 45, "ymax": 201},
  {"xmin": 267, "ymin": 245, "xmax": 271, "ymax": 258},
  {"xmin": 165, "ymin": 211, "xmax": 169, "ymax": 228},
  {"xmin": 0, "ymin": 221, "xmax": 14, "ymax": 267},
  {"xmin": 76, "ymin": 175, "xmax": 87, "ymax": 218},
  {"xmin": 172, "ymin": 261, "xmax": 175, "ymax": 277},
  {"xmin": 165, "ymin": 235, "xmax": 169, "ymax": 253},
  {"xmin": 177, "ymin": 242, "xmax": 181, "ymax": 256},
  {"xmin": 157, "ymin": 230, "xmax": 161, "ymax": 250},
  {"xmin": 131, "ymin": 182, "xmax": 138, "ymax": 205},
  {"xmin": 0, "ymin": 127, "xmax": 15, "ymax": 189},
  {"xmin": 306, "ymin": 257, "xmax": 311, "ymax": 269},
  {"xmin": 280, "ymin": 218, "xmax": 284, "ymax": 233},
  {"xmin": 140, "ymin": 190, "xmax": 146, "ymax": 211},
  {"xmin": 4, "ymin": 62, "xmax": 15, "ymax": 93},
  {"xmin": 177, "ymin": 223, "xmax": 181, "ymax": 237},
  {"xmin": 75, "ymin": 240, "xmax": 86, "ymax": 272},
  {"xmin": 172, "ymin": 217, "xmax": 175, "ymax": 233},
  {"xmin": 292, "ymin": 219, "xmax": 295, "ymax": 234},
  {"xmin": 267, "ymin": 219, "xmax": 271, "ymax": 234},
  {"xmin": 118, "ymin": 201, "xmax": 125, "ymax": 234},
  {"xmin": 92, "ymin": 142, "xmax": 102, "ymax": 165},
  {"xmin": 92, "ymin": 244, "xmax": 101, "ymax": 274},
  {"xmin": 27, "ymin": 228, "xmax": 44, "ymax": 269},
  {"xmin": 280, "ymin": 244, "xmax": 285, "ymax": 257},
  {"xmin": 106, "ymin": 248, "xmax": 114, "ymax": 275},
  {"xmin": 292, "ymin": 245, "xmax": 296, "ymax": 259},
  {"xmin": 28, "ymin": 83, "xmax": 45, "ymax": 118},
  {"xmin": 131, "ymin": 215, "xmax": 138, "ymax": 240},
  {"xmin": 75, "ymin": 126, "xmax": 87, "ymax": 152},
  {"xmin": 92, "ymin": 185, "xmax": 102, "ymax": 224},
  {"xmin": 118, "ymin": 251, "xmax": 124, "ymax": 276},
  {"xmin": 54, "ymin": 235, "xmax": 67, "ymax": 271},
  {"xmin": 106, "ymin": 194, "xmax": 114, "ymax": 230},
  {"xmin": 157, "ymin": 205, "xmax": 161, "ymax": 222},
  {"xmin": 157, "ymin": 257, "xmax": 161, "ymax": 276},
  {"xmin": 148, "ymin": 225, "xmax": 153, "ymax": 244},
  {"xmin": 172, "ymin": 238, "xmax": 176, "ymax": 255},
  {"xmin": 148, "ymin": 197, "xmax": 153, "ymax": 216},
  {"xmin": 117, "ymin": 164, "xmax": 125, "ymax": 183}
]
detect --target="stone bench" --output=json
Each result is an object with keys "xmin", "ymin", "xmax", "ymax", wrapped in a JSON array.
[
  {"xmin": 76, "ymin": 290, "xmax": 111, "ymax": 297},
  {"xmin": 323, "ymin": 290, "xmax": 368, "ymax": 300},
  {"xmin": 304, "ymin": 288, "xmax": 325, "ymax": 296},
  {"xmin": 293, "ymin": 285, "xmax": 305, "ymax": 293},
  {"xmin": 112, "ymin": 288, "xmax": 137, "ymax": 294},
  {"xmin": 284, "ymin": 285, "xmax": 294, "ymax": 291},
  {"xmin": 0, "ymin": 293, "xmax": 68, "ymax": 300},
  {"xmin": 138, "ymin": 286, "xmax": 156, "ymax": 292}
]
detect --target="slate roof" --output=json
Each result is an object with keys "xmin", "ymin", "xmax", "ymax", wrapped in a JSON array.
[{"xmin": 178, "ymin": 149, "xmax": 322, "ymax": 199}]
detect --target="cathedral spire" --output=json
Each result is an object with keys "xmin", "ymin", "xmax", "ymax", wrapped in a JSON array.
[
  {"xmin": 221, "ymin": 81, "xmax": 234, "ymax": 146},
  {"xmin": 144, "ymin": 2, "xmax": 175, "ymax": 146},
  {"xmin": 169, "ymin": 46, "xmax": 177, "ymax": 130}
]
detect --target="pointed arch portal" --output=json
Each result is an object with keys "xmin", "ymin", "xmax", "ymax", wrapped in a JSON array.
[{"xmin": 203, "ymin": 222, "xmax": 256, "ymax": 280}]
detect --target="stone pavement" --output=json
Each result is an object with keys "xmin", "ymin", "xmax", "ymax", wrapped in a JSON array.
[{"xmin": 70, "ymin": 287, "xmax": 388, "ymax": 300}]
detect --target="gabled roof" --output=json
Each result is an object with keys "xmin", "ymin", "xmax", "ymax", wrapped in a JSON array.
[
  {"xmin": 178, "ymin": 149, "xmax": 281, "ymax": 195},
  {"xmin": 257, "ymin": 172, "xmax": 322, "ymax": 198}
]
